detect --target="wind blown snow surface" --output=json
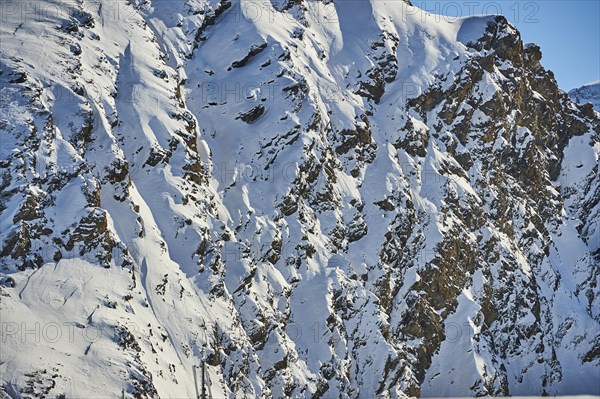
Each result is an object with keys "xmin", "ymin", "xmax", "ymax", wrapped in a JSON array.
[{"xmin": 0, "ymin": 0, "xmax": 599, "ymax": 397}]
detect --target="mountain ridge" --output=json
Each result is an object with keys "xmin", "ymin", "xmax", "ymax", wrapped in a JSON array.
[
  {"xmin": 569, "ymin": 81, "xmax": 600, "ymax": 111},
  {"xmin": 1, "ymin": 0, "xmax": 599, "ymax": 397}
]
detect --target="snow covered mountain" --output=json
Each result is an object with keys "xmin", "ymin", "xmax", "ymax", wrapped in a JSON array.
[
  {"xmin": 1, "ymin": 0, "xmax": 599, "ymax": 397},
  {"xmin": 569, "ymin": 81, "xmax": 600, "ymax": 111}
]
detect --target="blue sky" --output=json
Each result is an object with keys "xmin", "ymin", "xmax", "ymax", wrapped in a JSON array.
[{"xmin": 413, "ymin": 0, "xmax": 600, "ymax": 90}]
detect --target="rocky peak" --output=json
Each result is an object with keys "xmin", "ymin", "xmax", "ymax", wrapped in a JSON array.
[{"xmin": 1, "ymin": 1, "xmax": 598, "ymax": 398}]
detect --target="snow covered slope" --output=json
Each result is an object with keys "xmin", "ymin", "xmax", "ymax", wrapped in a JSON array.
[
  {"xmin": 569, "ymin": 81, "xmax": 600, "ymax": 111},
  {"xmin": 1, "ymin": 0, "xmax": 599, "ymax": 397}
]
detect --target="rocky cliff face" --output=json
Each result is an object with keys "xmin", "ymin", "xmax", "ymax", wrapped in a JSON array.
[{"xmin": 1, "ymin": 0, "xmax": 598, "ymax": 397}]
